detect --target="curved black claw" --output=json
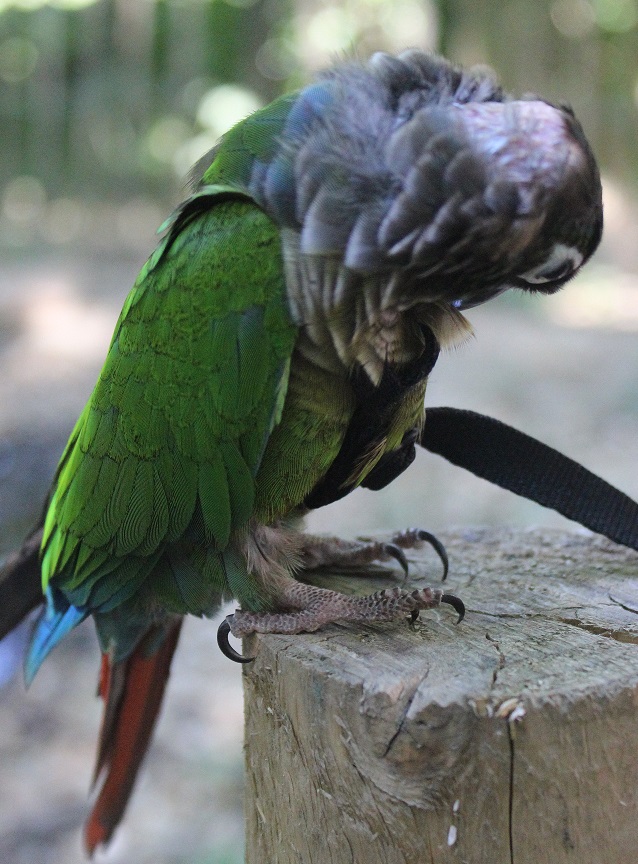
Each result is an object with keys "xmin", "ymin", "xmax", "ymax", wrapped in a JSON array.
[
  {"xmin": 383, "ymin": 543, "xmax": 409, "ymax": 578},
  {"xmin": 441, "ymin": 593, "xmax": 465, "ymax": 624},
  {"xmin": 416, "ymin": 530, "xmax": 449, "ymax": 581},
  {"xmin": 217, "ymin": 615, "xmax": 255, "ymax": 664}
]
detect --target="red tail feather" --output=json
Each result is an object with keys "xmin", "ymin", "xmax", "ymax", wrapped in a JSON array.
[{"xmin": 84, "ymin": 620, "xmax": 183, "ymax": 855}]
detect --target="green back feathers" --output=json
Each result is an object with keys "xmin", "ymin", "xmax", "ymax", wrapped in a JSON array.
[
  {"xmin": 199, "ymin": 93, "xmax": 297, "ymax": 190},
  {"xmin": 41, "ymin": 198, "xmax": 296, "ymax": 616}
]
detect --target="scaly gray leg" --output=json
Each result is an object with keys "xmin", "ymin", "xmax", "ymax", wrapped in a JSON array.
[
  {"xmin": 298, "ymin": 528, "xmax": 448, "ymax": 580},
  {"xmin": 217, "ymin": 581, "xmax": 464, "ymax": 663}
]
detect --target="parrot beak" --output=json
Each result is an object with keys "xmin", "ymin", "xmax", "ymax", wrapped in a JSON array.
[{"xmin": 453, "ymin": 285, "xmax": 510, "ymax": 310}]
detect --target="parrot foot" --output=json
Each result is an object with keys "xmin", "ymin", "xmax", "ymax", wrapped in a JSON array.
[
  {"xmin": 298, "ymin": 528, "xmax": 448, "ymax": 580},
  {"xmin": 217, "ymin": 583, "xmax": 464, "ymax": 663}
]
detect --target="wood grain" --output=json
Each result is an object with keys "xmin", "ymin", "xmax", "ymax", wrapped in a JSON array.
[{"xmin": 243, "ymin": 528, "xmax": 638, "ymax": 863}]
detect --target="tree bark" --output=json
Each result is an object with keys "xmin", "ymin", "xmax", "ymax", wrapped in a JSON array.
[{"xmin": 243, "ymin": 528, "xmax": 638, "ymax": 864}]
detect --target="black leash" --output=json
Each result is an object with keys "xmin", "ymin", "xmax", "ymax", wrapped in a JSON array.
[{"xmin": 420, "ymin": 407, "xmax": 638, "ymax": 553}]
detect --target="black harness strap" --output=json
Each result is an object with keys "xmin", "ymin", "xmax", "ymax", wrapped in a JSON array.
[{"xmin": 420, "ymin": 407, "xmax": 638, "ymax": 553}]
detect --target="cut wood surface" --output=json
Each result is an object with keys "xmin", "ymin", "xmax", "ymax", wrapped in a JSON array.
[{"xmin": 243, "ymin": 528, "xmax": 638, "ymax": 864}]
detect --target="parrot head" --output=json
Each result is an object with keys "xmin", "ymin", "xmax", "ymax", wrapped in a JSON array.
[
  {"xmin": 197, "ymin": 49, "xmax": 602, "ymax": 370},
  {"xmin": 352, "ymin": 51, "xmax": 604, "ymax": 315},
  {"xmin": 439, "ymin": 98, "xmax": 603, "ymax": 310}
]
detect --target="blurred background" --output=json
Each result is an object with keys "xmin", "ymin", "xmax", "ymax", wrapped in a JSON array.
[{"xmin": 1, "ymin": 1, "xmax": 638, "ymax": 862}]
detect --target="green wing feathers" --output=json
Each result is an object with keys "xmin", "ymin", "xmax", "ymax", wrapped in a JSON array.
[
  {"xmin": 41, "ymin": 199, "xmax": 296, "ymax": 616},
  {"xmin": 198, "ymin": 92, "xmax": 297, "ymax": 190}
]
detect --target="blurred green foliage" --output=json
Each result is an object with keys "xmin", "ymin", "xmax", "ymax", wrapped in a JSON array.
[{"xmin": 1, "ymin": 0, "xmax": 638, "ymax": 246}]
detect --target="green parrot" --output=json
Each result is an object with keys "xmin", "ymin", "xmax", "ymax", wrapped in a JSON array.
[{"xmin": 9, "ymin": 50, "xmax": 603, "ymax": 852}]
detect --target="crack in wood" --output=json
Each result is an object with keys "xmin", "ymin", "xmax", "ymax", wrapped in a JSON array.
[
  {"xmin": 485, "ymin": 631, "xmax": 506, "ymax": 689},
  {"xmin": 507, "ymin": 718, "xmax": 515, "ymax": 864},
  {"xmin": 557, "ymin": 617, "xmax": 638, "ymax": 645},
  {"xmin": 382, "ymin": 671, "xmax": 430, "ymax": 758},
  {"xmin": 608, "ymin": 592, "xmax": 638, "ymax": 615}
]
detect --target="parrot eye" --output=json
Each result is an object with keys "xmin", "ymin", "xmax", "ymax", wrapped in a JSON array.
[{"xmin": 517, "ymin": 243, "xmax": 584, "ymax": 286}]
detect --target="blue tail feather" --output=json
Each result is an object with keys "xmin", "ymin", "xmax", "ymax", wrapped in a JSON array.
[{"xmin": 24, "ymin": 588, "xmax": 88, "ymax": 686}]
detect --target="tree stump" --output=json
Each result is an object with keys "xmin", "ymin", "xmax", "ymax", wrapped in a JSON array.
[{"xmin": 242, "ymin": 528, "xmax": 638, "ymax": 864}]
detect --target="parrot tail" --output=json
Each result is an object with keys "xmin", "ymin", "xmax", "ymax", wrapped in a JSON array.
[{"xmin": 85, "ymin": 619, "xmax": 183, "ymax": 856}]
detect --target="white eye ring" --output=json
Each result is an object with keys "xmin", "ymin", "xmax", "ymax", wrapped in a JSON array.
[{"xmin": 519, "ymin": 243, "xmax": 584, "ymax": 285}]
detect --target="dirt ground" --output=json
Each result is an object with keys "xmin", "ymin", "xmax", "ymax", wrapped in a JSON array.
[{"xmin": 1, "ymin": 248, "xmax": 637, "ymax": 863}]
